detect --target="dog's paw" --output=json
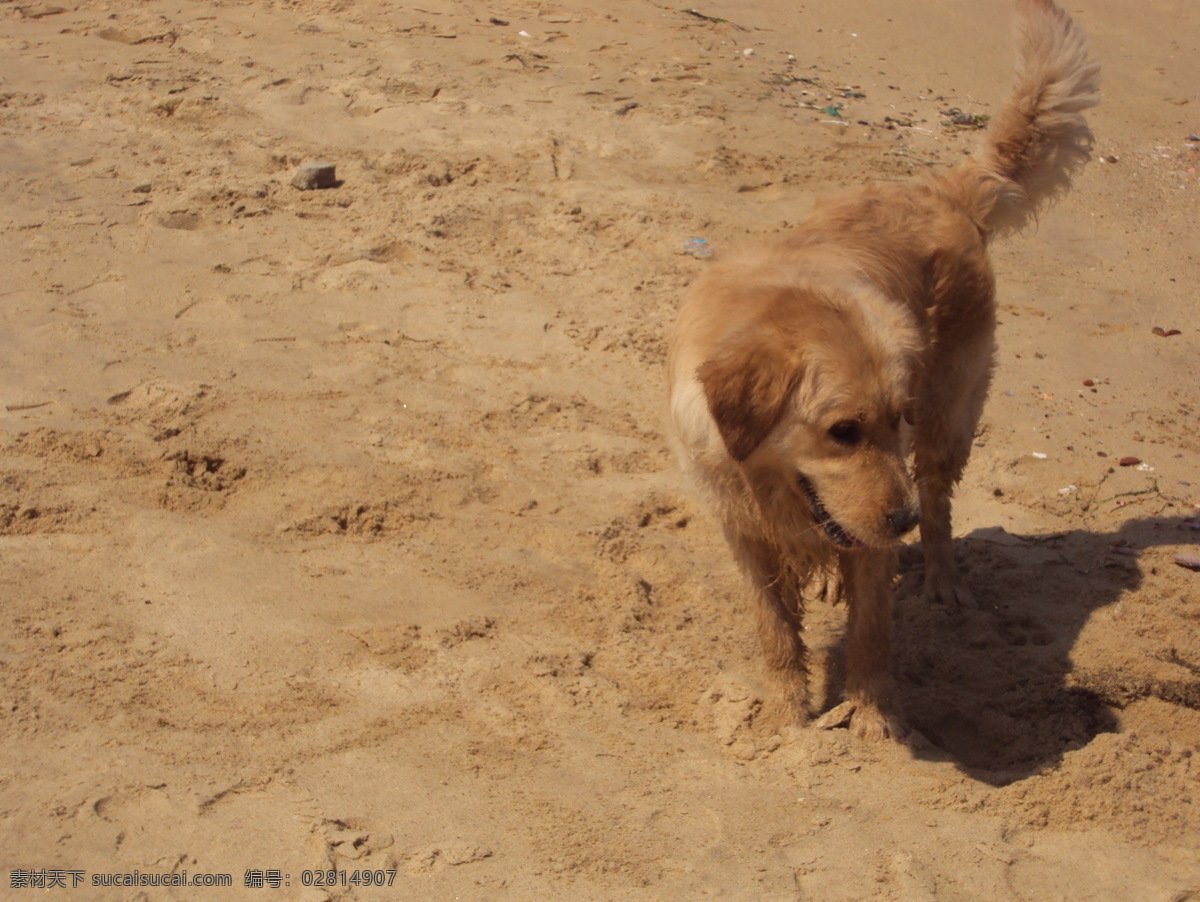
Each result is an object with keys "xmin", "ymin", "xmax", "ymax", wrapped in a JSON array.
[
  {"xmin": 814, "ymin": 700, "xmax": 908, "ymax": 742},
  {"xmin": 919, "ymin": 570, "xmax": 977, "ymax": 610},
  {"xmin": 804, "ymin": 567, "xmax": 844, "ymax": 605},
  {"xmin": 759, "ymin": 687, "xmax": 810, "ymax": 732}
]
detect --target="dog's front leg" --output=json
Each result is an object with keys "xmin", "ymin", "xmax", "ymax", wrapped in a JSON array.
[
  {"xmin": 727, "ymin": 531, "xmax": 810, "ymax": 727},
  {"xmin": 814, "ymin": 547, "xmax": 908, "ymax": 740}
]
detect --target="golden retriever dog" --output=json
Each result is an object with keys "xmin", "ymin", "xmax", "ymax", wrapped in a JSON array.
[{"xmin": 668, "ymin": 0, "xmax": 1099, "ymax": 740}]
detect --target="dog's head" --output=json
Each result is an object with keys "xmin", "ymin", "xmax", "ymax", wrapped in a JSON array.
[{"xmin": 697, "ymin": 284, "xmax": 921, "ymax": 550}]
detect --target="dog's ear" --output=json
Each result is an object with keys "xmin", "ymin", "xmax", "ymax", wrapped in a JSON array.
[{"xmin": 697, "ymin": 331, "xmax": 805, "ymax": 462}]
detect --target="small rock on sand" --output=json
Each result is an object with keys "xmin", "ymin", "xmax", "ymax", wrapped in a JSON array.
[{"xmin": 291, "ymin": 161, "xmax": 338, "ymax": 190}]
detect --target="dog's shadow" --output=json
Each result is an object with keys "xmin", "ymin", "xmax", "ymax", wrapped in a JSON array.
[{"xmin": 869, "ymin": 515, "xmax": 1193, "ymax": 785}]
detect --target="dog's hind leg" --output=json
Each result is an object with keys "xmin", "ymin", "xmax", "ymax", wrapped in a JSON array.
[
  {"xmin": 726, "ymin": 530, "xmax": 811, "ymax": 726},
  {"xmin": 912, "ymin": 337, "xmax": 994, "ymax": 609}
]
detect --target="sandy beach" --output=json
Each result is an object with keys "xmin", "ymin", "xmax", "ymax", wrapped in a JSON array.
[{"xmin": 2, "ymin": 0, "xmax": 1199, "ymax": 898}]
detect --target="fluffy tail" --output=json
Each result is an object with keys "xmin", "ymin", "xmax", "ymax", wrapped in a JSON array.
[{"xmin": 954, "ymin": 0, "xmax": 1100, "ymax": 236}]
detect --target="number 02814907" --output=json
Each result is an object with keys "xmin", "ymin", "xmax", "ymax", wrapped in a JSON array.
[{"xmin": 301, "ymin": 869, "xmax": 397, "ymax": 888}]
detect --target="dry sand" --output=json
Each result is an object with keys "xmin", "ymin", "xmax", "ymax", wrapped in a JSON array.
[{"xmin": 2, "ymin": 0, "xmax": 1199, "ymax": 898}]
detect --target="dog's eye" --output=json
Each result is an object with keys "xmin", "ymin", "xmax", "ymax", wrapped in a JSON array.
[{"xmin": 828, "ymin": 420, "xmax": 861, "ymax": 446}]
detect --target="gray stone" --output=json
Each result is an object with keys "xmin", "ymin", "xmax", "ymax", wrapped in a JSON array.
[{"xmin": 291, "ymin": 161, "xmax": 338, "ymax": 190}]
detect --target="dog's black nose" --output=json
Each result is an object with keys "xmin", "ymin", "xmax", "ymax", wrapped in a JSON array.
[{"xmin": 885, "ymin": 505, "xmax": 921, "ymax": 537}]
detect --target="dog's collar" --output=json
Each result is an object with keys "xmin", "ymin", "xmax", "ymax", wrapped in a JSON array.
[{"xmin": 795, "ymin": 473, "xmax": 863, "ymax": 549}]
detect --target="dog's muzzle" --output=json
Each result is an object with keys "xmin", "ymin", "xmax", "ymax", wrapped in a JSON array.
[
  {"xmin": 884, "ymin": 504, "xmax": 921, "ymax": 537},
  {"xmin": 795, "ymin": 473, "xmax": 864, "ymax": 549}
]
